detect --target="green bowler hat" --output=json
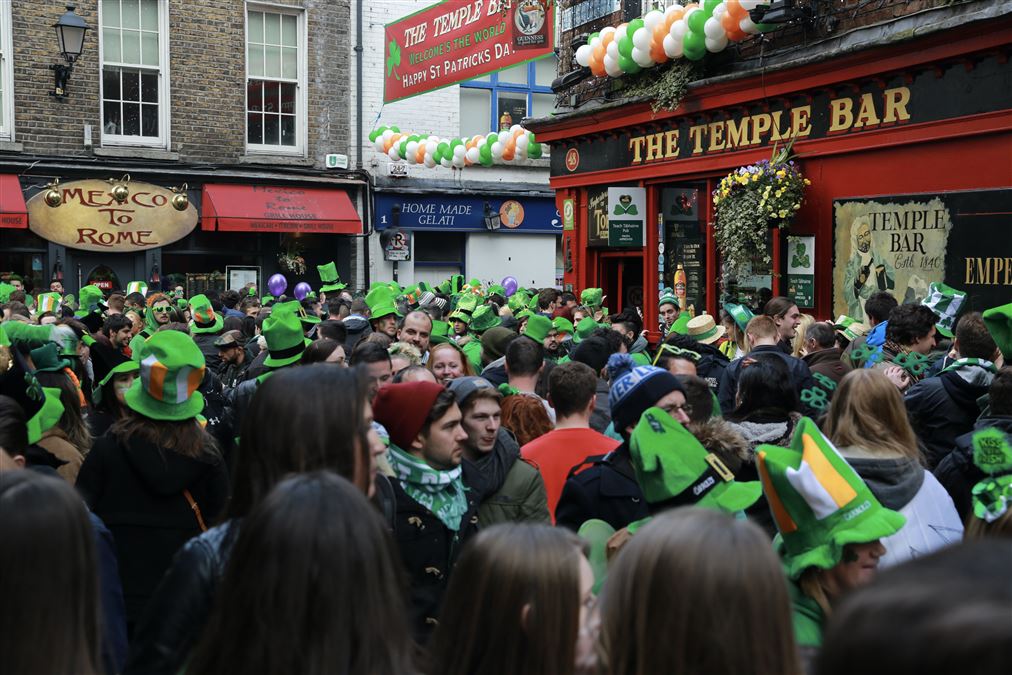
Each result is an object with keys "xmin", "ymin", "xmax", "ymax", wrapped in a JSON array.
[
  {"xmin": 724, "ymin": 303, "xmax": 755, "ymax": 333},
  {"xmin": 262, "ymin": 310, "xmax": 312, "ymax": 368},
  {"xmin": 124, "ymin": 331, "xmax": 206, "ymax": 421},
  {"xmin": 573, "ymin": 316, "xmax": 599, "ymax": 343},
  {"xmin": 553, "ymin": 316, "xmax": 575, "ymax": 337},
  {"xmin": 189, "ymin": 294, "xmax": 224, "ymax": 334}
]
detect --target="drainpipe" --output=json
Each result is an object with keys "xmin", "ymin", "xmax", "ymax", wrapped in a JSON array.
[{"xmin": 355, "ymin": 0, "xmax": 368, "ymax": 289}]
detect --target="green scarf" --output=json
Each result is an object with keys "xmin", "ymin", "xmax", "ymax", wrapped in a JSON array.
[{"xmin": 387, "ymin": 444, "xmax": 469, "ymax": 532}]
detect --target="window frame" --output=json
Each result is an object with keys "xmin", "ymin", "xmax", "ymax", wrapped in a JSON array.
[
  {"xmin": 0, "ymin": 1, "xmax": 16, "ymax": 141},
  {"xmin": 244, "ymin": 2, "xmax": 308, "ymax": 157},
  {"xmin": 459, "ymin": 57, "xmax": 556, "ymax": 135},
  {"xmin": 98, "ymin": 0, "xmax": 171, "ymax": 148}
]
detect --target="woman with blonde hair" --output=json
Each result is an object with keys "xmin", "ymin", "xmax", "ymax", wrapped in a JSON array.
[
  {"xmin": 825, "ymin": 369, "xmax": 963, "ymax": 566},
  {"xmin": 792, "ymin": 313, "xmax": 816, "ymax": 357},
  {"xmin": 428, "ymin": 341, "xmax": 474, "ymax": 385},
  {"xmin": 598, "ymin": 508, "xmax": 800, "ymax": 675},
  {"xmin": 427, "ymin": 523, "xmax": 593, "ymax": 675}
]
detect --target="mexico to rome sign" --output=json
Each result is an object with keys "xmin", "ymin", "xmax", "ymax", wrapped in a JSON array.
[{"xmin": 384, "ymin": 0, "xmax": 554, "ymax": 103}]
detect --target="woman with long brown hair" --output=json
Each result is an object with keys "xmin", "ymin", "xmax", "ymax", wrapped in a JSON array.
[
  {"xmin": 598, "ymin": 507, "xmax": 800, "ymax": 675},
  {"xmin": 825, "ymin": 369, "xmax": 963, "ymax": 566},
  {"xmin": 428, "ymin": 341, "xmax": 475, "ymax": 385},
  {"xmin": 34, "ymin": 362, "xmax": 93, "ymax": 484},
  {"xmin": 428, "ymin": 523, "xmax": 593, "ymax": 675}
]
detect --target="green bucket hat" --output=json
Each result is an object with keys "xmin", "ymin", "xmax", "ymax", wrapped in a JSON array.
[
  {"xmin": 553, "ymin": 317, "xmax": 575, "ymax": 337},
  {"xmin": 36, "ymin": 293, "xmax": 61, "ymax": 314},
  {"xmin": 126, "ymin": 281, "xmax": 148, "ymax": 296},
  {"xmin": 982, "ymin": 303, "xmax": 1012, "ymax": 360},
  {"xmin": 188, "ymin": 294, "xmax": 224, "ymax": 334},
  {"xmin": 833, "ymin": 315, "xmax": 869, "ymax": 344},
  {"xmin": 670, "ymin": 312, "xmax": 692, "ymax": 336},
  {"xmin": 75, "ymin": 284, "xmax": 106, "ymax": 318},
  {"xmin": 920, "ymin": 282, "xmax": 966, "ymax": 338},
  {"xmin": 27, "ymin": 386, "xmax": 65, "ymax": 445},
  {"xmin": 470, "ymin": 305, "xmax": 502, "ymax": 333},
  {"xmin": 630, "ymin": 407, "xmax": 762, "ymax": 515},
  {"xmin": 969, "ymin": 427, "xmax": 1012, "ymax": 524},
  {"xmin": 755, "ymin": 417, "xmax": 906, "ymax": 580},
  {"xmin": 317, "ymin": 261, "xmax": 347, "ymax": 293},
  {"xmin": 522, "ymin": 314, "xmax": 553, "ymax": 343},
  {"xmin": 724, "ymin": 303, "xmax": 755, "ymax": 333},
  {"xmin": 658, "ymin": 287, "xmax": 678, "ymax": 310},
  {"xmin": 365, "ymin": 285, "xmax": 401, "ymax": 321},
  {"xmin": 124, "ymin": 331, "xmax": 206, "ymax": 421},
  {"xmin": 262, "ymin": 310, "xmax": 312, "ymax": 368},
  {"xmin": 580, "ymin": 288, "xmax": 604, "ymax": 308}
]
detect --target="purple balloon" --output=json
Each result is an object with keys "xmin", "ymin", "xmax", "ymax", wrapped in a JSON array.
[
  {"xmin": 268, "ymin": 273, "xmax": 288, "ymax": 298},
  {"xmin": 293, "ymin": 282, "xmax": 312, "ymax": 301},
  {"xmin": 502, "ymin": 276, "xmax": 518, "ymax": 297}
]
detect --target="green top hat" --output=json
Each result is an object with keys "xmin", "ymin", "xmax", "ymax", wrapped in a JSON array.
[
  {"xmin": 35, "ymin": 292, "xmax": 61, "ymax": 314},
  {"xmin": 27, "ymin": 386, "xmax": 65, "ymax": 445},
  {"xmin": 553, "ymin": 317, "xmax": 575, "ymax": 336},
  {"xmin": 29, "ymin": 343, "xmax": 72, "ymax": 373},
  {"xmin": 429, "ymin": 319, "xmax": 452, "ymax": 345},
  {"xmin": 262, "ymin": 310, "xmax": 311, "ymax": 368},
  {"xmin": 448, "ymin": 294, "xmax": 479, "ymax": 323},
  {"xmin": 630, "ymin": 407, "xmax": 762, "ymax": 515},
  {"xmin": 658, "ymin": 288, "xmax": 678, "ymax": 310},
  {"xmin": 365, "ymin": 285, "xmax": 401, "ymax": 321},
  {"xmin": 273, "ymin": 299, "xmax": 320, "ymax": 329},
  {"xmin": 0, "ymin": 281, "xmax": 14, "ymax": 304},
  {"xmin": 921, "ymin": 282, "xmax": 966, "ymax": 338},
  {"xmin": 124, "ymin": 331, "xmax": 206, "ymax": 421},
  {"xmin": 470, "ymin": 305, "xmax": 502, "ymax": 333},
  {"xmin": 574, "ymin": 316, "xmax": 599, "ymax": 343},
  {"xmin": 670, "ymin": 313, "xmax": 692, "ymax": 336},
  {"xmin": 724, "ymin": 303, "xmax": 755, "ymax": 333},
  {"xmin": 982, "ymin": 303, "xmax": 1012, "ymax": 360},
  {"xmin": 523, "ymin": 314, "xmax": 553, "ymax": 343},
  {"xmin": 317, "ymin": 261, "xmax": 347, "ymax": 293},
  {"xmin": 189, "ymin": 294, "xmax": 224, "ymax": 334},
  {"xmin": 507, "ymin": 291, "xmax": 530, "ymax": 313},
  {"xmin": 756, "ymin": 417, "xmax": 906, "ymax": 580},
  {"xmin": 516, "ymin": 308, "xmax": 534, "ymax": 322},
  {"xmin": 126, "ymin": 281, "xmax": 148, "ymax": 295},
  {"xmin": 969, "ymin": 427, "xmax": 1012, "ymax": 524},
  {"xmin": 75, "ymin": 284, "xmax": 106, "ymax": 318},
  {"xmin": 581, "ymin": 288, "xmax": 604, "ymax": 308}
]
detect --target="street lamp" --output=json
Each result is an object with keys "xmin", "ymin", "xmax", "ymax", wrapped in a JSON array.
[
  {"xmin": 50, "ymin": 3, "xmax": 90, "ymax": 98},
  {"xmin": 483, "ymin": 202, "xmax": 501, "ymax": 231}
]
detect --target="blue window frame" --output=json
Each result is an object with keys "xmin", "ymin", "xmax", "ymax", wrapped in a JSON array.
[{"xmin": 459, "ymin": 57, "xmax": 557, "ymax": 139}]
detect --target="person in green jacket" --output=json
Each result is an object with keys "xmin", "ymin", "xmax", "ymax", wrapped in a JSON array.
[
  {"xmin": 128, "ymin": 293, "xmax": 174, "ymax": 357},
  {"xmin": 447, "ymin": 376, "xmax": 549, "ymax": 527},
  {"xmin": 755, "ymin": 417, "xmax": 906, "ymax": 668}
]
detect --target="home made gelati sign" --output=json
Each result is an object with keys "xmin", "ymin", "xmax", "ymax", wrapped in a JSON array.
[
  {"xmin": 384, "ymin": 0, "xmax": 554, "ymax": 103},
  {"xmin": 27, "ymin": 180, "xmax": 197, "ymax": 252}
]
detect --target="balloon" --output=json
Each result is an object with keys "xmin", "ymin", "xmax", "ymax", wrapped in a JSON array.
[
  {"xmin": 502, "ymin": 276, "xmax": 518, "ymax": 297},
  {"xmin": 727, "ymin": 0, "xmax": 745, "ymax": 17},
  {"xmin": 740, "ymin": 16, "xmax": 759, "ymax": 33},
  {"xmin": 373, "ymin": 137, "xmax": 385, "ymax": 152},
  {"xmin": 502, "ymin": 147, "xmax": 515, "ymax": 161},
  {"xmin": 368, "ymin": 129, "xmax": 381, "ymax": 142},
  {"xmin": 684, "ymin": 43, "xmax": 706, "ymax": 61},
  {"xmin": 575, "ymin": 44, "xmax": 592, "ymax": 67},
  {"xmin": 684, "ymin": 30, "xmax": 706, "ymax": 53},
  {"xmin": 614, "ymin": 24, "xmax": 628, "ymax": 43},
  {"xmin": 591, "ymin": 59, "xmax": 606, "ymax": 77},
  {"xmin": 644, "ymin": 9, "xmax": 665, "ymax": 31},
  {"xmin": 704, "ymin": 0, "xmax": 721, "ymax": 12},
  {"xmin": 465, "ymin": 147, "xmax": 480, "ymax": 163},
  {"xmin": 527, "ymin": 141, "xmax": 542, "ymax": 159},
  {"xmin": 516, "ymin": 134, "xmax": 530, "ymax": 150},
  {"xmin": 498, "ymin": 130, "xmax": 510, "ymax": 143},
  {"xmin": 670, "ymin": 18, "xmax": 689, "ymax": 41},
  {"xmin": 688, "ymin": 9, "xmax": 707, "ymax": 34},
  {"xmin": 704, "ymin": 17, "xmax": 725, "ymax": 38},
  {"xmin": 618, "ymin": 35, "xmax": 633, "ymax": 57},
  {"xmin": 663, "ymin": 33, "xmax": 683, "ymax": 58},
  {"xmin": 293, "ymin": 282, "xmax": 312, "ymax": 301},
  {"xmin": 381, "ymin": 129, "xmax": 394, "ymax": 141},
  {"xmin": 424, "ymin": 155, "xmax": 437, "ymax": 168},
  {"xmin": 705, "ymin": 33, "xmax": 728, "ymax": 51},
  {"xmin": 387, "ymin": 147, "xmax": 400, "ymax": 161},
  {"xmin": 651, "ymin": 41, "xmax": 669, "ymax": 64},
  {"xmin": 480, "ymin": 153, "xmax": 493, "ymax": 167},
  {"xmin": 606, "ymin": 40, "xmax": 620, "ymax": 61},
  {"xmin": 268, "ymin": 274, "xmax": 287, "ymax": 298},
  {"xmin": 632, "ymin": 27, "xmax": 651, "ymax": 51},
  {"xmin": 631, "ymin": 46, "xmax": 654, "ymax": 68},
  {"xmin": 592, "ymin": 42, "xmax": 606, "ymax": 63},
  {"xmin": 603, "ymin": 54, "xmax": 622, "ymax": 77},
  {"xmin": 491, "ymin": 141, "xmax": 504, "ymax": 158}
]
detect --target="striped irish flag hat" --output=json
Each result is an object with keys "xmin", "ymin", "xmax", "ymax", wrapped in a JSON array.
[
  {"xmin": 126, "ymin": 281, "xmax": 148, "ymax": 296},
  {"xmin": 36, "ymin": 292, "xmax": 61, "ymax": 314},
  {"xmin": 123, "ymin": 331, "xmax": 206, "ymax": 421},
  {"xmin": 756, "ymin": 417, "xmax": 906, "ymax": 580},
  {"xmin": 921, "ymin": 281, "xmax": 966, "ymax": 338}
]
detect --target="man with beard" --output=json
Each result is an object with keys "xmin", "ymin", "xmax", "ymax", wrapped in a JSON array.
[{"xmin": 843, "ymin": 216, "xmax": 895, "ymax": 322}]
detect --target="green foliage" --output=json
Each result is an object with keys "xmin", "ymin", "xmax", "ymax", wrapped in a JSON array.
[{"xmin": 620, "ymin": 60, "xmax": 700, "ymax": 113}]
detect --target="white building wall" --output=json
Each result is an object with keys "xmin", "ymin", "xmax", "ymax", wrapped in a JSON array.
[{"xmin": 466, "ymin": 233, "xmax": 558, "ymax": 288}]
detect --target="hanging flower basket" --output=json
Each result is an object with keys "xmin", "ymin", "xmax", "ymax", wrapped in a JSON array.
[
  {"xmin": 278, "ymin": 238, "xmax": 306, "ymax": 276},
  {"xmin": 712, "ymin": 144, "xmax": 810, "ymax": 281}
]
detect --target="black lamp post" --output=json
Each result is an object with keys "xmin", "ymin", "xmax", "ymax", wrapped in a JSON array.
[
  {"xmin": 483, "ymin": 202, "xmax": 501, "ymax": 231},
  {"xmin": 50, "ymin": 3, "xmax": 90, "ymax": 98}
]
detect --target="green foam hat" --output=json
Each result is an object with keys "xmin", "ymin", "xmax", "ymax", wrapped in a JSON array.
[
  {"xmin": 507, "ymin": 291, "xmax": 530, "ymax": 313},
  {"xmin": 670, "ymin": 313, "xmax": 692, "ymax": 335},
  {"xmin": 0, "ymin": 282, "xmax": 14, "ymax": 303},
  {"xmin": 260, "ymin": 295, "xmax": 275, "ymax": 307},
  {"xmin": 470, "ymin": 305, "xmax": 502, "ymax": 333},
  {"xmin": 27, "ymin": 386, "xmax": 65, "ymax": 445},
  {"xmin": 724, "ymin": 303, "xmax": 755, "ymax": 333},
  {"xmin": 553, "ymin": 317, "xmax": 575, "ymax": 336},
  {"xmin": 317, "ymin": 261, "xmax": 346, "ymax": 293},
  {"xmin": 921, "ymin": 282, "xmax": 966, "ymax": 338},
  {"xmin": 188, "ymin": 294, "xmax": 224, "ymax": 334},
  {"xmin": 365, "ymin": 285, "xmax": 400, "ymax": 321},
  {"xmin": 124, "ymin": 331, "xmax": 206, "ymax": 421},
  {"xmin": 126, "ymin": 281, "xmax": 148, "ymax": 296},
  {"xmin": 36, "ymin": 293, "xmax": 61, "ymax": 314},
  {"xmin": 273, "ymin": 299, "xmax": 320, "ymax": 328},
  {"xmin": 658, "ymin": 287, "xmax": 678, "ymax": 310},
  {"xmin": 833, "ymin": 315, "xmax": 869, "ymax": 343},
  {"xmin": 487, "ymin": 284, "xmax": 506, "ymax": 298},
  {"xmin": 756, "ymin": 417, "xmax": 906, "ymax": 580},
  {"xmin": 527, "ymin": 294, "xmax": 540, "ymax": 312},
  {"xmin": 29, "ymin": 343, "xmax": 72, "ymax": 373},
  {"xmin": 982, "ymin": 303, "xmax": 1012, "ymax": 360},
  {"xmin": 522, "ymin": 314, "xmax": 553, "ymax": 343},
  {"xmin": 75, "ymin": 284, "xmax": 106, "ymax": 318},
  {"xmin": 574, "ymin": 316, "xmax": 599, "ymax": 343},
  {"xmin": 581, "ymin": 288, "xmax": 604, "ymax": 308},
  {"xmin": 969, "ymin": 427, "xmax": 1012, "ymax": 524},
  {"xmin": 62, "ymin": 294, "xmax": 76, "ymax": 310},
  {"xmin": 448, "ymin": 294, "xmax": 479, "ymax": 323},
  {"xmin": 429, "ymin": 319, "xmax": 452, "ymax": 345},
  {"xmin": 262, "ymin": 310, "xmax": 311, "ymax": 368},
  {"xmin": 630, "ymin": 407, "xmax": 762, "ymax": 514}
]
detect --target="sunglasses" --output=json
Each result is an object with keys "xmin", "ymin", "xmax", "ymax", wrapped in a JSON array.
[{"xmin": 152, "ymin": 306, "xmax": 172, "ymax": 314}]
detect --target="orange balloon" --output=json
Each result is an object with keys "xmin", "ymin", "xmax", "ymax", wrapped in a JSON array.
[
  {"xmin": 502, "ymin": 148, "xmax": 515, "ymax": 161},
  {"xmin": 721, "ymin": 12, "xmax": 737, "ymax": 32},
  {"xmin": 665, "ymin": 8, "xmax": 685, "ymax": 29},
  {"xmin": 652, "ymin": 23, "xmax": 666, "ymax": 46},
  {"xmin": 416, "ymin": 146, "xmax": 426, "ymax": 163},
  {"xmin": 601, "ymin": 32, "xmax": 614, "ymax": 48},
  {"xmin": 728, "ymin": 27, "xmax": 748, "ymax": 42},
  {"xmin": 727, "ymin": 0, "xmax": 745, "ymax": 19},
  {"xmin": 651, "ymin": 42, "xmax": 668, "ymax": 64},
  {"xmin": 683, "ymin": 2, "xmax": 699, "ymax": 11},
  {"xmin": 593, "ymin": 43, "xmax": 605, "ymax": 62},
  {"xmin": 590, "ymin": 60, "xmax": 606, "ymax": 77}
]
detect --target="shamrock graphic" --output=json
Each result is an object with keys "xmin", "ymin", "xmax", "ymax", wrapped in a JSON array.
[
  {"xmin": 812, "ymin": 372, "xmax": 837, "ymax": 393},
  {"xmin": 892, "ymin": 352, "xmax": 930, "ymax": 377},
  {"xmin": 800, "ymin": 386, "xmax": 829, "ymax": 411},
  {"xmin": 387, "ymin": 39, "xmax": 402, "ymax": 81}
]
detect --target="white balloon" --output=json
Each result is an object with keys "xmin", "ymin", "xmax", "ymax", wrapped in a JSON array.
[
  {"xmin": 631, "ymin": 27, "xmax": 651, "ymax": 51},
  {"xmin": 514, "ymin": 147, "xmax": 527, "ymax": 161},
  {"xmin": 374, "ymin": 138, "xmax": 385, "ymax": 152},
  {"xmin": 452, "ymin": 156, "xmax": 465, "ymax": 168},
  {"xmin": 498, "ymin": 130, "xmax": 510, "ymax": 143},
  {"xmin": 381, "ymin": 129, "xmax": 394, "ymax": 141},
  {"xmin": 705, "ymin": 34, "xmax": 728, "ymax": 52},
  {"xmin": 704, "ymin": 17, "xmax": 724, "ymax": 39},
  {"xmin": 516, "ymin": 134, "xmax": 529, "ymax": 150},
  {"xmin": 423, "ymin": 154, "xmax": 436, "ymax": 168},
  {"xmin": 600, "ymin": 26, "xmax": 616, "ymax": 38},
  {"xmin": 740, "ymin": 16, "xmax": 759, "ymax": 34},
  {"xmin": 387, "ymin": 147, "xmax": 400, "ymax": 161},
  {"xmin": 713, "ymin": 2, "xmax": 727, "ymax": 18},
  {"xmin": 465, "ymin": 147, "xmax": 480, "ymax": 163},
  {"xmin": 491, "ymin": 141, "xmax": 504, "ymax": 158},
  {"xmin": 739, "ymin": 0, "xmax": 763, "ymax": 10},
  {"xmin": 603, "ymin": 54, "xmax": 622, "ymax": 77},
  {"xmin": 510, "ymin": 124, "xmax": 523, "ymax": 135},
  {"xmin": 662, "ymin": 33, "xmax": 683, "ymax": 58},
  {"xmin": 631, "ymin": 46, "xmax": 654, "ymax": 68},
  {"xmin": 665, "ymin": 3, "xmax": 684, "ymax": 17},
  {"xmin": 425, "ymin": 140, "xmax": 437, "ymax": 154},
  {"xmin": 575, "ymin": 44, "xmax": 592, "ymax": 67},
  {"xmin": 590, "ymin": 36, "xmax": 602, "ymax": 50},
  {"xmin": 643, "ymin": 10, "xmax": 665, "ymax": 31},
  {"xmin": 440, "ymin": 157, "xmax": 451, "ymax": 167},
  {"xmin": 453, "ymin": 145, "xmax": 466, "ymax": 159},
  {"xmin": 428, "ymin": 134, "xmax": 439, "ymax": 141},
  {"xmin": 670, "ymin": 19, "xmax": 688, "ymax": 41},
  {"xmin": 614, "ymin": 25, "xmax": 627, "ymax": 43},
  {"xmin": 405, "ymin": 140, "xmax": 418, "ymax": 156},
  {"xmin": 606, "ymin": 40, "xmax": 620, "ymax": 62}
]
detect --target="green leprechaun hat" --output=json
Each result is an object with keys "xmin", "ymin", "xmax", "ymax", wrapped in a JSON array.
[
  {"xmin": 365, "ymin": 285, "xmax": 401, "ymax": 321},
  {"xmin": 75, "ymin": 284, "xmax": 106, "ymax": 318},
  {"xmin": 35, "ymin": 292, "xmax": 61, "ymax": 314},
  {"xmin": 969, "ymin": 427, "xmax": 1012, "ymax": 525},
  {"xmin": 449, "ymin": 294, "xmax": 479, "ymax": 323},
  {"xmin": 833, "ymin": 315, "xmax": 869, "ymax": 344},
  {"xmin": 262, "ymin": 310, "xmax": 312, "ymax": 368},
  {"xmin": 507, "ymin": 291, "xmax": 530, "ymax": 314},
  {"xmin": 0, "ymin": 281, "xmax": 14, "ymax": 304},
  {"xmin": 272, "ymin": 299, "xmax": 320, "ymax": 330},
  {"xmin": 429, "ymin": 319, "xmax": 452, "ymax": 345},
  {"xmin": 27, "ymin": 386, "xmax": 65, "ymax": 445},
  {"xmin": 982, "ymin": 303, "xmax": 1012, "ymax": 360},
  {"xmin": 522, "ymin": 314, "xmax": 553, "ymax": 343},
  {"xmin": 573, "ymin": 316, "xmax": 599, "ymax": 344},
  {"xmin": 29, "ymin": 343, "xmax": 72, "ymax": 373},
  {"xmin": 188, "ymin": 294, "xmax": 223, "ymax": 334},
  {"xmin": 470, "ymin": 305, "xmax": 502, "ymax": 333},
  {"xmin": 487, "ymin": 284, "xmax": 506, "ymax": 298},
  {"xmin": 670, "ymin": 312, "xmax": 692, "ymax": 336},
  {"xmin": 630, "ymin": 406, "xmax": 761, "ymax": 516},
  {"xmin": 921, "ymin": 282, "xmax": 966, "ymax": 338},
  {"xmin": 126, "ymin": 281, "xmax": 148, "ymax": 296},
  {"xmin": 124, "ymin": 331, "xmax": 206, "ymax": 421},
  {"xmin": 553, "ymin": 316, "xmax": 575, "ymax": 337},
  {"xmin": 580, "ymin": 288, "xmax": 604, "ymax": 308},
  {"xmin": 724, "ymin": 303, "xmax": 755, "ymax": 333},
  {"xmin": 317, "ymin": 261, "xmax": 346, "ymax": 293},
  {"xmin": 527, "ymin": 294, "xmax": 540, "ymax": 312},
  {"xmin": 658, "ymin": 287, "xmax": 678, "ymax": 309},
  {"xmin": 756, "ymin": 417, "xmax": 906, "ymax": 580}
]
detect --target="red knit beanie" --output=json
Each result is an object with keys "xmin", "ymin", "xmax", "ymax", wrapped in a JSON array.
[{"xmin": 373, "ymin": 381, "xmax": 447, "ymax": 451}]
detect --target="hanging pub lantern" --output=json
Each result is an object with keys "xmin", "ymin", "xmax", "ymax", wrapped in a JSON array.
[
  {"xmin": 108, "ymin": 174, "xmax": 130, "ymax": 204},
  {"xmin": 43, "ymin": 178, "xmax": 62, "ymax": 207},
  {"xmin": 171, "ymin": 183, "xmax": 189, "ymax": 211}
]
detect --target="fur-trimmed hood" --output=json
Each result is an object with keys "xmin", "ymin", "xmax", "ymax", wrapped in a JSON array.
[{"xmin": 687, "ymin": 418, "xmax": 750, "ymax": 471}]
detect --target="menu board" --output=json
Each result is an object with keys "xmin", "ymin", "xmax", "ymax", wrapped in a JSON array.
[
  {"xmin": 661, "ymin": 187, "xmax": 707, "ymax": 313},
  {"xmin": 587, "ymin": 187, "xmax": 610, "ymax": 247}
]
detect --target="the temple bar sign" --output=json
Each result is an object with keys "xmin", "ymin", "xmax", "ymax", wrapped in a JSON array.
[{"xmin": 552, "ymin": 54, "xmax": 1011, "ymax": 175}]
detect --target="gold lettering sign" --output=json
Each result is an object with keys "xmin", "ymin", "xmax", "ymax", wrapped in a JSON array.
[{"xmin": 27, "ymin": 179, "xmax": 197, "ymax": 252}]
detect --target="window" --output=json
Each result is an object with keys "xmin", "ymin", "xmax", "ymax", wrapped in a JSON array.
[
  {"xmin": 246, "ymin": 6, "xmax": 305, "ymax": 154},
  {"xmin": 458, "ymin": 56, "xmax": 557, "ymax": 140},
  {"xmin": 0, "ymin": 2, "xmax": 14, "ymax": 141},
  {"xmin": 99, "ymin": 0, "xmax": 169, "ymax": 147}
]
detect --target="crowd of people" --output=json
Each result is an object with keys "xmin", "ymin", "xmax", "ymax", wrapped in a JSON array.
[{"xmin": 0, "ymin": 267, "xmax": 1009, "ymax": 675}]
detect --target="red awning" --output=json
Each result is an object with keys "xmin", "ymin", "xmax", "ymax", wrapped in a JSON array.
[
  {"xmin": 0, "ymin": 174, "xmax": 28, "ymax": 229},
  {"xmin": 201, "ymin": 184, "xmax": 362, "ymax": 234}
]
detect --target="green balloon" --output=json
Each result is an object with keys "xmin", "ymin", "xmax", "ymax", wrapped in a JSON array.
[
  {"xmin": 618, "ymin": 54, "xmax": 641, "ymax": 74},
  {"xmin": 684, "ymin": 30, "xmax": 706, "ymax": 53},
  {"xmin": 390, "ymin": 126, "xmax": 400, "ymax": 133},
  {"xmin": 618, "ymin": 35, "xmax": 633, "ymax": 57},
  {"xmin": 528, "ymin": 142, "xmax": 542, "ymax": 159},
  {"xmin": 589, "ymin": 31, "xmax": 599, "ymax": 41},
  {"xmin": 628, "ymin": 18, "xmax": 644, "ymax": 33},
  {"xmin": 704, "ymin": 0, "xmax": 720, "ymax": 12},
  {"xmin": 398, "ymin": 139, "xmax": 409, "ymax": 158},
  {"xmin": 527, "ymin": 132, "xmax": 536, "ymax": 144},
  {"xmin": 684, "ymin": 43, "xmax": 705, "ymax": 61},
  {"xmin": 480, "ymin": 154, "xmax": 494, "ymax": 167},
  {"xmin": 688, "ymin": 10, "xmax": 708, "ymax": 34},
  {"xmin": 437, "ymin": 141, "xmax": 450, "ymax": 156}
]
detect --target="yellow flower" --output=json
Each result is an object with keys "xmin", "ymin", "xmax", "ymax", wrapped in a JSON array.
[
  {"xmin": 803, "ymin": 178, "xmax": 811, "ymax": 185},
  {"xmin": 778, "ymin": 210, "xmax": 788, "ymax": 218}
]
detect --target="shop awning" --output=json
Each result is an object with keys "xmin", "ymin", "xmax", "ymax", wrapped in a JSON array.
[
  {"xmin": 0, "ymin": 174, "xmax": 28, "ymax": 229},
  {"xmin": 201, "ymin": 184, "xmax": 362, "ymax": 234}
]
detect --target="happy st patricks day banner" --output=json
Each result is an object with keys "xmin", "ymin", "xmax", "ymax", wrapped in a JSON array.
[{"xmin": 384, "ymin": 0, "xmax": 556, "ymax": 103}]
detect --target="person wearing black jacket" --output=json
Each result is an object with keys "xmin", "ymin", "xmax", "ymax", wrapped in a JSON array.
[{"xmin": 664, "ymin": 329, "xmax": 730, "ymax": 392}]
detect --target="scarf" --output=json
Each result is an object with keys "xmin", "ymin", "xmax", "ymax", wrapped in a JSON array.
[
  {"xmin": 472, "ymin": 429, "xmax": 517, "ymax": 496},
  {"xmin": 387, "ymin": 444, "xmax": 468, "ymax": 532},
  {"xmin": 939, "ymin": 357, "xmax": 997, "ymax": 383}
]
